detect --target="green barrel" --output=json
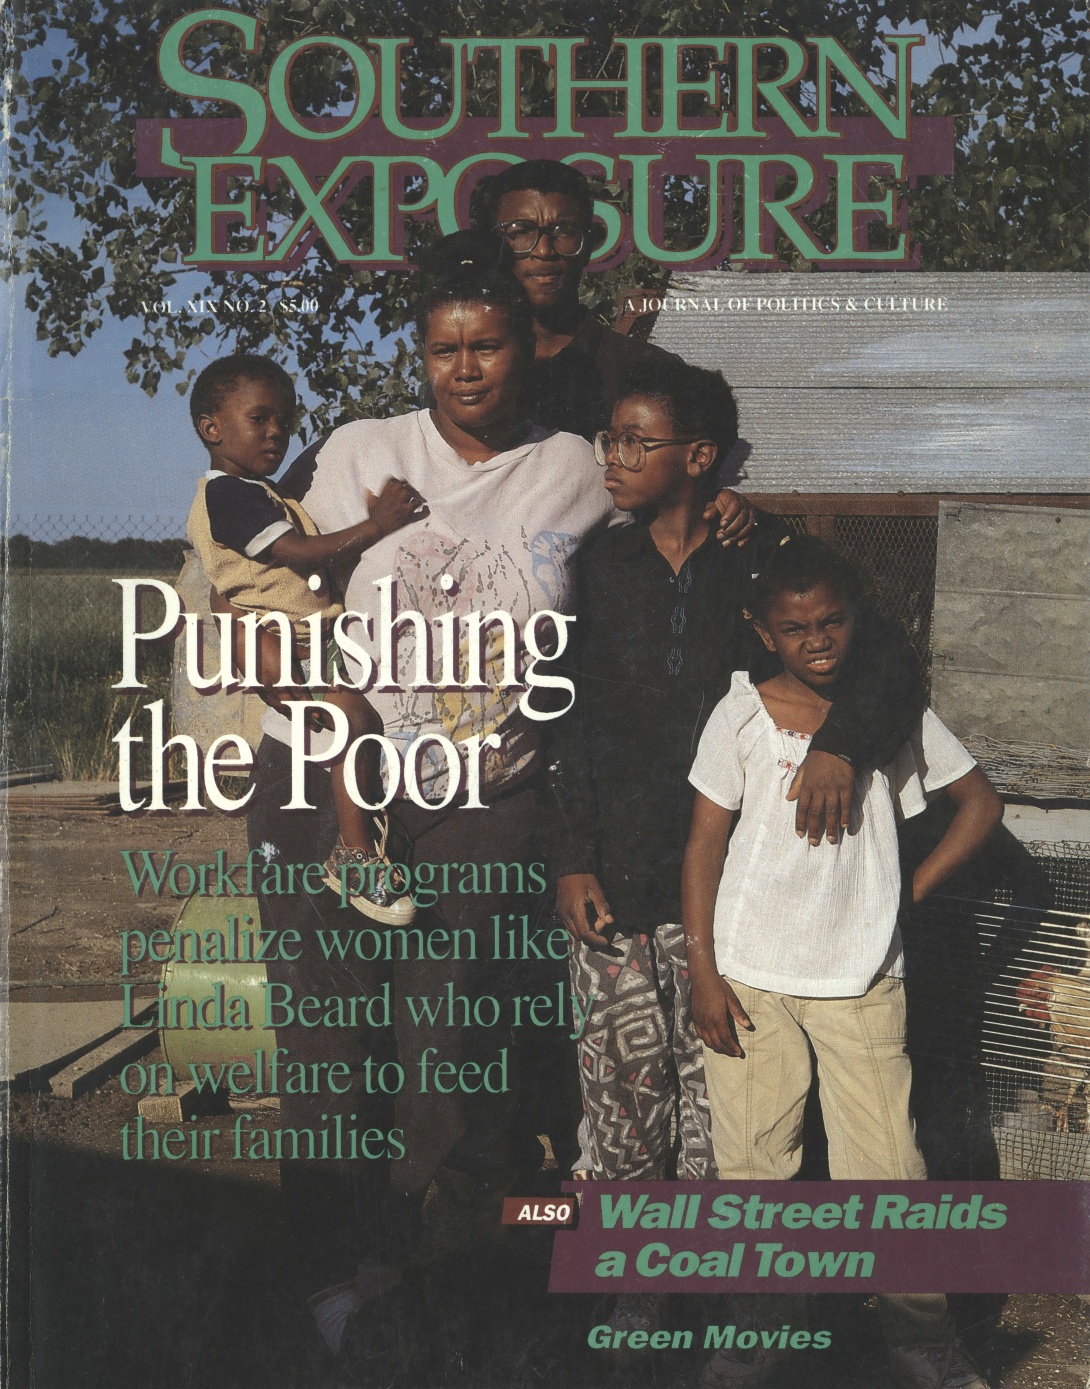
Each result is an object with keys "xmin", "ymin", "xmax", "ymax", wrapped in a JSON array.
[{"xmin": 159, "ymin": 894, "xmax": 275, "ymax": 1071}]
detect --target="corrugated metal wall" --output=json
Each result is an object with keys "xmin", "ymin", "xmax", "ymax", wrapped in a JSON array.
[{"xmin": 648, "ymin": 272, "xmax": 1090, "ymax": 494}]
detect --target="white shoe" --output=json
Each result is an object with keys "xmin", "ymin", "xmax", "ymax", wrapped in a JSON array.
[
  {"xmin": 322, "ymin": 816, "xmax": 416, "ymax": 925},
  {"xmin": 306, "ymin": 1263, "xmax": 402, "ymax": 1356},
  {"xmin": 888, "ymin": 1339, "xmax": 990, "ymax": 1389},
  {"xmin": 306, "ymin": 1280, "xmax": 362, "ymax": 1356}
]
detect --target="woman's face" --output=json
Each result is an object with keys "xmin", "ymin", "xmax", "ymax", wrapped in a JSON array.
[{"xmin": 424, "ymin": 300, "xmax": 525, "ymax": 436}]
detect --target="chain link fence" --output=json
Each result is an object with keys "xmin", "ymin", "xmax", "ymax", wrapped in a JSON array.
[
  {"xmin": 9, "ymin": 516, "xmax": 187, "ymax": 541},
  {"xmin": 834, "ymin": 515, "xmax": 938, "ymax": 676},
  {"xmin": 5, "ymin": 514, "xmax": 187, "ymax": 565}
]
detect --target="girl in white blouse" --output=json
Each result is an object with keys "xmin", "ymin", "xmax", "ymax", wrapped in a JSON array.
[{"xmin": 681, "ymin": 536, "xmax": 1002, "ymax": 1389}]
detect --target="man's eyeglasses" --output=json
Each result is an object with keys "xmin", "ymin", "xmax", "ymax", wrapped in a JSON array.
[
  {"xmin": 493, "ymin": 220, "xmax": 586, "ymax": 258},
  {"xmin": 594, "ymin": 430, "xmax": 706, "ymax": 473}
]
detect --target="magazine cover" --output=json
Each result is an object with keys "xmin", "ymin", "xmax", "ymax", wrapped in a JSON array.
[{"xmin": 5, "ymin": 5, "xmax": 1089, "ymax": 1388}]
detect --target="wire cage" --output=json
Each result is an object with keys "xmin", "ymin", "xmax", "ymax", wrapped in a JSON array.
[
  {"xmin": 995, "ymin": 841, "xmax": 1090, "ymax": 915},
  {"xmin": 833, "ymin": 514, "xmax": 938, "ymax": 675},
  {"xmin": 908, "ymin": 842, "xmax": 1090, "ymax": 1182}
]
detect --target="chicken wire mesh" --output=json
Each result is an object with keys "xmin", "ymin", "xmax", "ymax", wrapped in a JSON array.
[
  {"xmin": 907, "ymin": 842, "xmax": 1090, "ymax": 1182},
  {"xmin": 834, "ymin": 514, "xmax": 938, "ymax": 677},
  {"xmin": 996, "ymin": 840, "xmax": 1090, "ymax": 915},
  {"xmin": 960, "ymin": 737, "xmax": 1090, "ymax": 802}
]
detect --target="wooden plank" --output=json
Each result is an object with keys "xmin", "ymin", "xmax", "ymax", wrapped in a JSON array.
[
  {"xmin": 3, "ymin": 1000, "xmax": 132, "ymax": 1084},
  {"xmin": 137, "ymin": 1084, "xmax": 280, "ymax": 1122},
  {"xmin": 138, "ymin": 1081, "xmax": 202, "ymax": 1125},
  {"xmin": 50, "ymin": 1011, "xmax": 157, "ymax": 1099},
  {"xmin": 931, "ymin": 504, "xmax": 1090, "ymax": 752},
  {"xmin": 654, "ymin": 272, "xmax": 1090, "ymax": 390}
]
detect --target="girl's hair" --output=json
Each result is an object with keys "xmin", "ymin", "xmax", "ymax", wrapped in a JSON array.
[
  {"xmin": 414, "ymin": 244, "xmax": 537, "ymax": 364},
  {"xmin": 416, "ymin": 228, "xmax": 502, "ymax": 282},
  {"xmin": 747, "ymin": 534, "xmax": 866, "ymax": 622},
  {"xmin": 189, "ymin": 355, "xmax": 295, "ymax": 433}
]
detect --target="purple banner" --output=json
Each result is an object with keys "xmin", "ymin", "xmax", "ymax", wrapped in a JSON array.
[
  {"xmin": 134, "ymin": 115, "xmax": 954, "ymax": 271},
  {"xmin": 548, "ymin": 1181, "xmax": 1090, "ymax": 1294}
]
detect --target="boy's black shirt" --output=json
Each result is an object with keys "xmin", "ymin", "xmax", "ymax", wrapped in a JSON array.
[{"xmin": 545, "ymin": 516, "xmax": 927, "ymax": 934}]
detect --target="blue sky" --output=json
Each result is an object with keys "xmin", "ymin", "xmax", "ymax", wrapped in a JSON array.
[
  {"xmin": 7, "ymin": 20, "xmax": 958, "ymax": 539},
  {"xmin": 10, "ymin": 280, "xmax": 203, "ymax": 536}
]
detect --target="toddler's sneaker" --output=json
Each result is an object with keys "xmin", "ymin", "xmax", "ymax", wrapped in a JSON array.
[
  {"xmin": 306, "ymin": 1279, "xmax": 362, "ymax": 1356},
  {"xmin": 323, "ymin": 818, "xmax": 415, "ymax": 924},
  {"xmin": 888, "ymin": 1339, "xmax": 991, "ymax": 1389}
]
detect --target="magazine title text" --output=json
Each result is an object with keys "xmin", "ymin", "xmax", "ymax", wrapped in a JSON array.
[{"xmin": 137, "ymin": 10, "xmax": 955, "ymax": 269}]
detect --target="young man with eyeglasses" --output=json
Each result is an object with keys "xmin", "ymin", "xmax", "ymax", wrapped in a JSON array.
[{"xmin": 473, "ymin": 159, "xmax": 683, "ymax": 442}]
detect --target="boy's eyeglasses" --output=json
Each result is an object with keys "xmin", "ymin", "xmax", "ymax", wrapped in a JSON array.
[
  {"xmin": 493, "ymin": 220, "xmax": 586, "ymax": 257},
  {"xmin": 594, "ymin": 429, "xmax": 705, "ymax": 473}
]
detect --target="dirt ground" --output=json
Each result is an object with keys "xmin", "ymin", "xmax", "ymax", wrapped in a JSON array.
[
  {"xmin": 6, "ymin": 807, "xmax": 1090, "ymax": 1389},
  {"xmin": 7, "ymin": 803, "xmax": 251, "ymax": 986}
]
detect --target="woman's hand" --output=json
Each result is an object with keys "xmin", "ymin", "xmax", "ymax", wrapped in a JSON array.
[
  {"xmin": 691, "ymin": 968, "xmax": 753, "ymax": 1057},
  {"xmin": 557, "ymin": 873, "xmax": 615, "ymax": 949},
  {"xmin": 703, "ymin": 489, "xmax": 756, "ymax": 548}
]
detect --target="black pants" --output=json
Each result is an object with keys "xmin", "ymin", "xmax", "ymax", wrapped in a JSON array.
[{"xmin": 247, "ymin": 736, "xmax": 565, "ymax": 1281}]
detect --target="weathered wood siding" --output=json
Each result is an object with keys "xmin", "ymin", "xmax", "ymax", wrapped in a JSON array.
[{"xmin": 931, "ymin": 503, "xmax": 1090, "ymax": 752}]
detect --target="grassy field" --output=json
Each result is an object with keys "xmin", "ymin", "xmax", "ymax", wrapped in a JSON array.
[{"xmin": 5, "ymin": 570, "xmax": 177, "ymax": 781}]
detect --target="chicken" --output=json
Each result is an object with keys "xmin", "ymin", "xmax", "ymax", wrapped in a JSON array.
[{"xmin": 1016, "ymin": 919, "xmax": 1090, "ymax": 1133}]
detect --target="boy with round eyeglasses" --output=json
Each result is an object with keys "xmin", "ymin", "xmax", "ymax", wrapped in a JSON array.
[
  {"xmin": 547, "ymin": 356, "xmax": 927, "ymax": 1342},
  {"xmin": 547, "ymin": 358, "xmax": 927, "ymax": 1184},
  {"xmin": 593, "ymin": 424, "xmax": 710, "ymax": 473}
]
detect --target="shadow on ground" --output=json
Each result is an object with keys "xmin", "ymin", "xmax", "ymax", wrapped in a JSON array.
[{"xmin": 7, "ymin": 1131, "xmax": 902, "ymax": 1389}]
